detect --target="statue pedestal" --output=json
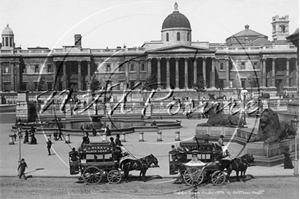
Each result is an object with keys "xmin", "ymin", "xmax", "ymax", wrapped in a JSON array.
[{"xmin": 246, "ymin": 138, "xmax": 299, "ymax": 166}]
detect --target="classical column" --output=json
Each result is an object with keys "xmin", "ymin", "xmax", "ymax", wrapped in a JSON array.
[
  {"xmin": 157, "ymin": 58, "xmax": 161, "ymax": 87},
  {"xmin": 63, "ymin": 61, "xmax": 67, "ymax": 89},
  {"xmin": 184, "ymin": 57, "xmax": 188, "ymax": 88},
  {"xmin": 53, "ymin": 61, "xmax": 57, "ymax": 90},
  {"xmin": 15, "ymin": 62, "xmax": 20, "ymax": 91},
  {"xmin": 261, "ymin": 58, "xmax": 266, "ymax": 87},
  {"xmin": 0, "ymin": 62, "xmax": 2, "ymax": 91},
  {"xmin": 87, "ymin": 61, "xmax": 91, "ymax": 87},
  {"xmin": 175, "ymin": 58, "xmax": 179, "ymax": 88},
  {"xmin": 147, "ymin": 58, "xmax": 152, "ymax": 77},
  {"xmin": 202, "ymin": 57, "xmax": 206, "ymax": 88},
  {"xmin": 286, "ymin": 58, "xmax": 290, "ymax": 87},
  {"xmin": 136, "ymin": 61, "xmax": 140, "ymax": 82},
  {"xmin": 225, "ymin": 58, "xmax": 230, "ymax": 88},
  {"xmin": 272, "ymin": 58, "xmax": 276, "ymax": 87},
  {"xmin": 126, "ymin": 61, "xmax": 129, "ymax": 86},
  {"xmin": 166, "ymin": 58, "xmax": 170, "ymax": 87},
  {"xmin": 10, "ymin": 63, "xmax": 15, "ymax": 91},
  {"xmin": 211, "ymin": 58, "xmax": 216, "ymax": 89},
  {"xmin": 78, "ymin": 61, "xmax": 82, "ymax": 91},
  {"xmin": 193, "ymin": 57, "xmax": 197, "ymax": 84}
]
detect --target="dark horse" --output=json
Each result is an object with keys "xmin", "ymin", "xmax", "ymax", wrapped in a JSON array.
[
  {"xmin": 120, "ymin": 154, "xmax": 159, "ymax": 182},
  {"xmin": 220, "ymin": 154, "xmax": 254, "ymax": 183}
]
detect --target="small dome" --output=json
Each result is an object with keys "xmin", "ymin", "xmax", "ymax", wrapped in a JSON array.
[
  {"xmin": 2, "ymin": 24, "xmax": 14, "ymax": 35},
  {"xmin": 162, "ymin": 3, "xmax": 191, "ymax": 30}
]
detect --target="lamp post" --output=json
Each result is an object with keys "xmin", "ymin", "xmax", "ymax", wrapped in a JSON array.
[
  {"xmin": 16, "ymin": 118, "xmax": 23, "ymax": 162},
  {"xmin": 243, "ymin": 92, "xmax": 247, "ymax": 125},
  {"xmin": 291, "ymin": 116, "xmax": 299, "ymax": 176}
]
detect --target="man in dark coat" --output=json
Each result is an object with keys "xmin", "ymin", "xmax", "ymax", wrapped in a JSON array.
[
  {"xmin": 47, "ymin": 138, "xmax": 52, "ymax": 155},
  {"xmin": 282, "ymin": 147, "xmax": 294, "ymax": 169},
  {"xmin": 17, "ymin": 158, "xmax": 27, "ymax": 180},
  {"xmin": 82, "ymin": 133, "xmax": 90, "ymax": 144}
]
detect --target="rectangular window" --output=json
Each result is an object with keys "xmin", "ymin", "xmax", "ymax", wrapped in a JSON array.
[
  {"xmin": 34, "ymin": 82, "xmax": 38, "ymax": 90},
  {"xmin": 47, "ymin": 82, "xmax": 52, "ymax": 90},
  {"xmin": 220, "ymin": 62, "xmax": 224, "ymax": 70},
  {"xmin": 130, "ymin": 64, "xmax": 135, "ymax": 71},
  {"xmin": 130, "ymin": 81, "xmax": 135, "ymax": 89},
  {"xmin": 240, "ymin": 62, "xmax": 245, "ymax": 70},
  {"xmin": 106, "ymin": 64, "xmax": 111, "ymax": 72},
  {"xmin": 47, "ymin": 64, "xmax": 52, "ymax": 72},
  {"xmin": 240, "ymin": 78, "xmax": 246, "ymax": 88},
  {"xmin": 141, "ymin": 63, "xmax": 145, "ymax": 71},
  {"xmin": 35, "ymin": 64, "xmax": 39, "ymax": 73},
  {"xmin": 253, "ymin": 62, "xmax": 259, "ymax": 69},
  {"xmin": 4, "ymin": 66, "xmax": 9, "ymax": 73},
  {"xmin": 119, "ymin": 65, "xmax": 123, "ymax": 72}
]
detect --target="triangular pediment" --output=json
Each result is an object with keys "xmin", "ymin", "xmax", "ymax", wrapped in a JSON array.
[{"xmin": 146, "ymin": 44, "xmax": 215, "ymax": 54}]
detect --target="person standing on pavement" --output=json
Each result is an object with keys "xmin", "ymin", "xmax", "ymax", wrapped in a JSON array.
[
  {"xmin": 47, "ymin": 138, "xmax": 52, "ymax": 155},
  {"xmin": 104, "ymin": 125, "xmax": 111, "ymax": 136},
  {"xmin": 17, "ymin": 158, "xmax": 27, "ymax": 180},
  {"xmin": 115, "ymin": 134, "xmax": 123, "ymax": 147}
]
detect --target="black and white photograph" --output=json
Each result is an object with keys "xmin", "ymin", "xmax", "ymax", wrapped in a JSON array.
[{"xmin": 0, "ymin": 0, "xmax": 299, "ymax": 198}]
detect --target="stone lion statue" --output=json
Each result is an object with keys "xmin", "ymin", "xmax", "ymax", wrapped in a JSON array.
[
  {"xmin": 199, "ymin": 102, "xmax": 245, "ymax": 127},
  {"xmin": 249, "ymin": 109, "xmax": 296, "ymax": 143}
]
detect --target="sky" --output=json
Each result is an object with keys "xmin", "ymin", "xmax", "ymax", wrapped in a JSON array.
[{"xmin": 1, "ymin": 0, "xmax": 299, "ymax": 49}]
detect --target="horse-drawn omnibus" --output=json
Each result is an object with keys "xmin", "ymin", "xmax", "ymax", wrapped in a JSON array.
[
  {"xmin": 169, "ymin": 139, "xmax": 254, "ymax": 185},
  {"xmin": 69, "ymin": 142, "xmax": 123, "ymax": 184},
  {"xmin": 69, "ymin": 141, "xmax": 159, "ymax": 184}
]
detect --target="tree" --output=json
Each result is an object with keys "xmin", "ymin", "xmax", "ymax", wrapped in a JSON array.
[
  {"xmin": 143, "ymin": 74, "xmax": 157, "ymax": 91},
  {"xmin": 88, "ymin": 77, "xmax": 103, "ymax": 115},
  {"xmin": 193, "ymin": 76, "xmax": 205, "ymax": 92},
  {"xmin": 89, "ymin": 77, "xmax": 102, "ymax": 93},
  {"xmin": 37, "ymin": 76, "xmax": 46, "ymax": 91},
  {"xmin": 247, "ymin": 74, "xmax": 258, "ymax": 93}
]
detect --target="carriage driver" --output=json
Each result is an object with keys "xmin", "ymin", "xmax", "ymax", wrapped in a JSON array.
[{"xmin": 217, "ymin": 135, "xmax": 230, "ymax": 157}]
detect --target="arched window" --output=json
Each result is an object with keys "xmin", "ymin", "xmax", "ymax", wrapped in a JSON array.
[
  {"xmin": 177, "ymin": 32, "xmax": 180, "ymax": 41},
  {"xmin": 187, "ymin": 33, "xmax": 190, "ymax": 41},
  {"xmin": 166, "ymin": 33, "xmax": 169, "ymax": 41}
]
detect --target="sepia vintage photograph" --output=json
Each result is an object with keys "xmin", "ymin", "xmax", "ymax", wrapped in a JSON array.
[{"xmin": 0, "ymin": 0, "xmax": 299, "ymax": 198}]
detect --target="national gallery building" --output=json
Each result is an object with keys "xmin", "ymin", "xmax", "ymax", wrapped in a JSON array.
[{"xmin": 0, "ymin": 3, "xmax": 298, "ymax": 96}]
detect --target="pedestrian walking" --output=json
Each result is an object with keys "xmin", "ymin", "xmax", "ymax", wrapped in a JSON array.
[
  {"xmin": 17, "ymin": 158, "xmax": 27, "ymax": 180},
  {"xmin": 47, "ymin": 138, "xmax": 52, "ymax": 155},
  {"xmin": 23, "ymin": 130, "xmax": 29, "ymax": 144}
]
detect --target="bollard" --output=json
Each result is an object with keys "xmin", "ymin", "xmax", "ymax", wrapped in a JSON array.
[
  {"xmin": 139, "ymin": 132, "xmax": 144, "ymax": 142},
  {"xmin": 157, "ymin": 131, "xmax": 162, "ymax": 142},
  {"xmin": 102, "ymin": 134, "xmax": 107, "ymax": 142},
  {"xmin": 9, "ymin": 135, "xmax": 14, "ymax": 145},
  {"xmin": 121, "ymin": 134, "xmax": 126, "ymax": 142},
  {"xmin": 175, "ymin": 131, "xmax": 180, "ymax": 141},
  {"xmin": 65, "ymin": 134, "xmax": 71, "ymax": 143}
]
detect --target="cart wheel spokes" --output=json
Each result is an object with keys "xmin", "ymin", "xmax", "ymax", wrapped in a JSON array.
[
  {"xmin": 83, "ymin": 166, "xmax": 102, "ymax": 184},
  {"xmin": 211, "ymin": 171, "xmax": 226, "ymax": 185},
  {"xmin": 107, "ymin": 170, "xmax": 122, "ymax": 184},
  {"xmin": 183, "ymin": 167, "xmax": 204, "ymax": 185}
]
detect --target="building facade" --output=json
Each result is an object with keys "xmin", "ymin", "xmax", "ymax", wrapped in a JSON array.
[{"xmin": 0, "ymin": 3, "xmax": 298, "ymax": 95}]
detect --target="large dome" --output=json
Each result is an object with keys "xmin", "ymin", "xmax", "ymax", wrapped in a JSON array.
[
  {"xmin": 162, "ymin": 3, "xmax": 191, "ymax": 30},
  {"xmin": 2, "ymin": 24, "xmax": 14, "ymax": 35}
]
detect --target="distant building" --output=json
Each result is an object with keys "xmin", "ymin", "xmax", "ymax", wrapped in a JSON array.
[{"xmin": 0, "ymin": 3, "xmax": 298, "ymax": 95}]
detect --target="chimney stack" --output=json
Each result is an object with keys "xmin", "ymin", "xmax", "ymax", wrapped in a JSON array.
[{"xmin": 74, "ymin": 34, "xmax": 82, "ymax": 48}]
